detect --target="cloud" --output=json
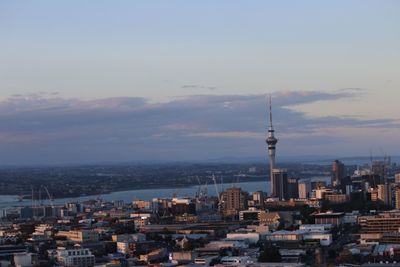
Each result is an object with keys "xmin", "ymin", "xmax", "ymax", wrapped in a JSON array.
[
  {"xmin": 0, "ymin": 90, "xmax": 398, "ymax": 165},
  {"xmin": 187, "ymin": 131, "xmax": 263, "ymax": 139},
  {"xmin": 181, "ymin": 84, "xmax": 217, "ymax": 91}
]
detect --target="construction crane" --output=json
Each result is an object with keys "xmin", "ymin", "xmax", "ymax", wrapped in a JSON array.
[
  {"xmin": 196, "ymin": 176, "xmax": 202, "ymax": 198},
  {"xmin": 212, "ymin": 174, "xmax": 221, "ymax": 202},
  {"xmin": 380, "ymin": 147, "xmax": 391, "ymax": 184},
  {"xmin": 42, "ymin": 185, "xmax": 54, "ymax": 208}
]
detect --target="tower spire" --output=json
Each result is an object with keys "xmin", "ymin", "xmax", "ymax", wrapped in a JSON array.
[
  {"xmin": 266, "ymin": 94, "xmax": 278, "ymax": 197},
  {"xmin": 269, "ymin": 94, "xmax": 273, "ymax": 129}
]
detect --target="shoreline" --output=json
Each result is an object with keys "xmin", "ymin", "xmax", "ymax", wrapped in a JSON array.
[{"xmin": 1, "ymin": 177, "xmax": 269, "ymax": 200}]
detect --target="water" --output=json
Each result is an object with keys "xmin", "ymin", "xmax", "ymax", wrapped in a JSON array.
[
  {"xmin": 0, "ymin": 176, "xmax": 330, "ymax": 208},
  {"xmin": 0, "ymin": 181, "xmax": 270, "ymax": 208}
]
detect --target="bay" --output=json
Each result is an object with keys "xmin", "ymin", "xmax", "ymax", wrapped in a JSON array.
[{"xmin": 0, "ymin": 176, "xmax": 330, "ymax": 208}]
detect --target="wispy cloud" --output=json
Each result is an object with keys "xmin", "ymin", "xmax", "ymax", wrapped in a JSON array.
[{"xmin": 181, "ymin": 84, "xmax": 217, "ymax": 91}]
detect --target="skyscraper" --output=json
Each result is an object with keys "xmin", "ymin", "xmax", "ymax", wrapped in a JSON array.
[
  {"xmin": 332, "ymin": 160, "xmax": 345, "ymax": 187},
  {"xmin": 394, "ymin": 187, "xmax": 400, "ymax": 210},
  {"xmin": 272, "ymin": 168, "xmax": 288, "ymax": 200},
  {"xmin": 220, "ymin": 187, "xmax": 248, "ymax": 217},
  {"xmin": 266, "ymin": 96, "xmax": 278, "ymax": 197},
  {"xmin": 377, "ymin": 183, "xmax": 392, "ymax": 206},
  {"xmin": 298, "ymin": 179, "xmax": 311, "ymax": 199},
  {"xmin": 287, "ymin": 177, "xmax": 299, "ymax": 199}
]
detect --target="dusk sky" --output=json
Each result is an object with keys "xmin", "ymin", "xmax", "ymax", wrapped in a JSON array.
[{"xmin": 0, "ymin": 1, "xmax": 399, "ymax": 165}]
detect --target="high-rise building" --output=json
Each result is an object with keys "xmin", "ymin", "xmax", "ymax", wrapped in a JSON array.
[
  {"xmin": 271, "ymin": 169, "xmax": 288, "ymax": 200},
  {"xmin": 377, "ymin": 184, "xmax": 392, "ymax": 206},
  {"xmin": 372, "ymin": 161, "xmax": 386, "ymax": 181},
  {"xmin": 395, "ymin": 187, "xmax": 400, "ymax": 210},
  {"xmin": 298, "ymin": 179, "xmax": 311, "ymax": 199},
  {"xmin": 266, "ymin": 96, "xmax": 278, "ymax": 197},
  {"xmin": 332, "ymin": 160, "xmax": 345, "ymax": 187},
  {"xmin": 251, "ymin": 191, "xmax": 265, "ymax": 209},
  {"xmin": 287, "ymin": 178, "xmax": 299, "ymax": 199},
  {"xmin": 395, "ymin": 173, "xmax": 400, "ymax": 184},
  {"xmin": 220, "ymin": 187, "xmax": 248, "ymax": 217}
]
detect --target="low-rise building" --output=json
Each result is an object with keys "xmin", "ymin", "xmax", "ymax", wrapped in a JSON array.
[
  {"xmin": 265, "ymin": 229, "xmax": 332, "ymax": 246},
  {"xmin": 139, "ymin": 248, "xmax": 168, "ymax": 263},
  {"xmin": 56, "ymin": 247, "xmax": 95, "ymax": 267},
  {"xmin": 359, "ymin": 212, "xmax": 400, "ymax": 234},
  {"xmin": 226, "ymin": 232, "xmax": 260, "ymax": 245},
  {"xmin": 14, "ymin": 252, "xmax": 34, "ymax": 267},
  {"xmin": 56, "ymin": 230, "xmax": 99, "ymax": 243},
  {"xmin": 111, "ymin": 233, "xmax": 146, "ymax": 242},
  {"xmin": 313, "ymin": 211, "xmax": 344, "ymax": 225},
  {"xmin": 220, "ymin": 256, "xmax": 254, "ymax": 265}
]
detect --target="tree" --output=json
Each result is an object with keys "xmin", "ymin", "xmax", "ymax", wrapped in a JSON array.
[{"xmin": 258, "ymin": 247, "xmax": 282, "ymax": 262}]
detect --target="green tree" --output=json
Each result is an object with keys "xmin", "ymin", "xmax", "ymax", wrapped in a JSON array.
[{"xmin": 259, "ymin": 247, "xmax": 282, "ymax": 262}]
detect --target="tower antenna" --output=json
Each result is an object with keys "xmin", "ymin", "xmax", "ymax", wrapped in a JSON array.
[
  {"xmin": 269, "ymin": 94, "xmax": 273, "ymax": 128},
  {"xmin": 266, "ymin": 94, "xmax": 278, "ymax": 197}
]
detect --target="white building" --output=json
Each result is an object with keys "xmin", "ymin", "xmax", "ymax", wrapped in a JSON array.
[
  {"xmin": 14, "ymin": 253, "xmax": 33, "ymax": 267},
  {"xmin": 56, "ymin": 247, "xmax": 95, "ymax": 267},
  {"xmin": 303, "ymin": 232, "xmax": 332, "ymax": 246},
  {"xmin": 265, "ymin": 229, "xmax": 332, "ymax": 246},
  {"xmin": 220, "ymin": 256, "xmax": 254, "ymax": 265},
  {"xmin": 299, "ymin": 224, "xmax": 332, "ymax": 231},
  {"xmin": 298, "ymin": 179, "xmax": 311, "ymax": 199},
  {"xmin": 226, "ymin": 232, "xmax": 260, "ymax": 244}
]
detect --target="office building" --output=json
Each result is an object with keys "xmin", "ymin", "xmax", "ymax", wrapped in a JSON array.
[
  {"xmin": 332, "ymin": 160, "xmax": 345, "ymax": 187},
  {"xmin": 358, "ymin": 212, "xmax": 400, "ymax": 233},
  {"xmin": 56, "ymin": 230, "xmax": 99, "ymax": 243},
  {"xmin": 298, "ymin": 179, "xmax": 311, "ymax": 199},
  {"xmin": 220, "ymin": 187, "xmax": 248, "ymax": 217},
  {"xmin": 377, "ymin": 183, "xmax": 392, "ymax": 206},
  {"xmin": 56, "ymin": 247, "xmax": 95, "ymax": 267},
  {"xmin": 395, "ymin": 187, "xmax": 400, "ymax": 210},
  {"xmin": 287, "ymin": 177, "xmax": 299, "ymax": 199},
  {"xmin": 251, "ymin": 191, "xmax": 265, "ymax": 209},
  {"xmin": 272, "ymin": 168, "xmax": 288, "ymax": 200}
]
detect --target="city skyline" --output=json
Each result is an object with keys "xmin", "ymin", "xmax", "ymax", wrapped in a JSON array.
[{"xmin": 2, "ymin": 2, "xmax": 400, "ymax": 266}]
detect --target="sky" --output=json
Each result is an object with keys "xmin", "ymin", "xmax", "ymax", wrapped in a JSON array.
[{"xmin": 0, "ymin": 1, "xmax": 399, "ymax": 165}]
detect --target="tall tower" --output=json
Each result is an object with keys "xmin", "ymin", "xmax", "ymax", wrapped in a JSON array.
[
  {"xmin": 266, "ymin": 95, "xmax": 278, "ymax": 197},
  {"xmin": 332, "ymin": 160, "xmax": 345, "ymax": 187}
]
